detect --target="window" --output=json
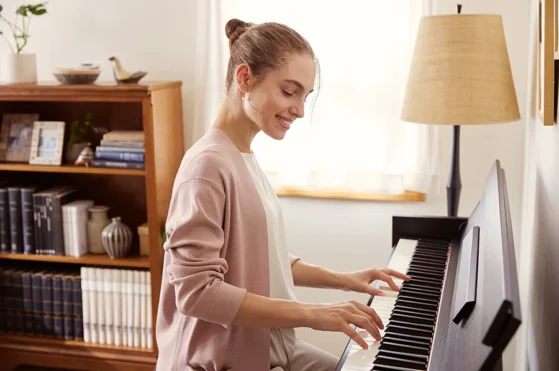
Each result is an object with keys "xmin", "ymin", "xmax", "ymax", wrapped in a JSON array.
[{"xmin": 194, "ymin": 0, "xmax": 438, "ymax": 198}]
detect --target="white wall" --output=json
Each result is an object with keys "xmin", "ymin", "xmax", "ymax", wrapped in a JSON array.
[
  {"xmin": 516, "ymin": 1, "xmax": 559, "ymax": 370},
  {"xmin": 0, "ymin": 1, "xmax": 531, "ymax": 369}
]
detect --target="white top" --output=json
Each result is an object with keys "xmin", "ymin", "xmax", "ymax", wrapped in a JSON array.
[{"xmin": 242, "ymin": 153, "xmax": 297, "ymax": 366}]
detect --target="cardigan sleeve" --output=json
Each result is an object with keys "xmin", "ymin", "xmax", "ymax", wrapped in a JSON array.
[
  {"xmin": 289, "ymin": 253, "xmax": 301, "ymax": 266},
  {"xmin": 164, "ymin": 178, "xmax": 247, "ymax": 328}
]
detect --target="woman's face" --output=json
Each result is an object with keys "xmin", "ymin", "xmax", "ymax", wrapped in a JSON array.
[{"xmin": 241, "ymin": 53, "xmax": 316, "ymax": 140}]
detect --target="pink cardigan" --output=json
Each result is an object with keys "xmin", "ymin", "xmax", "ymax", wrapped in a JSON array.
[{"xmin": 155, "ymin": 128, "xmax": 300, "ymax": 371}]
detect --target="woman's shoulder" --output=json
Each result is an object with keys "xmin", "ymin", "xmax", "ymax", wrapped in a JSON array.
[{"xmin": 175, "ymin": 130, "xmax": 239, "ymax": 187}]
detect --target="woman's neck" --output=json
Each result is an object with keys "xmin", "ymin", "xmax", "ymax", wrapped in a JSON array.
[{"xmin": 212, "ymin": 96, "xmax": 260, "ymax": 154}]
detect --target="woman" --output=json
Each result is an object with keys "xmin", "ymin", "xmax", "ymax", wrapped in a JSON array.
[{"xmin": 155, "ymin": 18, "xmax": 410, "ymax": 371}]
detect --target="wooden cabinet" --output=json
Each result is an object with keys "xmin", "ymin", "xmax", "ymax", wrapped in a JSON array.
[{"xmin": 0, "ymin": 81, "xmax": 184, "ymax": 370}]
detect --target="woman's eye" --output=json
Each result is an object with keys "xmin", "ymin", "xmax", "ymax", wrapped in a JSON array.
[{"xmin": 282, "ymin": 90, "xmax": 294, "ymax": 97}]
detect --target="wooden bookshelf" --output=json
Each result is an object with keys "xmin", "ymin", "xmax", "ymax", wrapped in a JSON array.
[
  {"xmin": 0, "ymin": 163, "xmax": 146, "ymax": 176},
  {"xmin": 0, "ymin": 252, "xmax": 150, "ymax": 268},
  {"xmin": 0, "ymin": 81, "xmax": 185, "ymax": 370}
]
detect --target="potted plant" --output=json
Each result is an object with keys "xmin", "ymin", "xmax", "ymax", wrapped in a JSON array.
[{"xmin": 0, "ymin": 2, "xmax": 47, "ymax": 83}]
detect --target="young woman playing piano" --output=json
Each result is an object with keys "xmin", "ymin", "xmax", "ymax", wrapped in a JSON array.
[{"xmin": 155, "ymin": 18, "xmax": 411, "ymax": 371}]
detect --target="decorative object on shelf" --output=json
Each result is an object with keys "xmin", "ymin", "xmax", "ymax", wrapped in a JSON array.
[
  {"xmin": 87, "ymin": 205, "xmax": 110, "ymax": 255},
  {"xmin": 108, "ymin": 56, "xmax": 147, "ymax": 84},
  {"xmin": 0, "ymin": 3, "xmax": 47, "ymax": 83},
  {"xmin": 29, "ymin": 121, "xmax": 65, "ymax": 165},
  {"xmin": 74, "ymin": 143, "xmax": 94, "ymax": 167},
  {"xmin": 101, "ymin": 216, "xmax": 133, "ymax": 259},
  {"xmin": 0, "ymin": 113, "xmax": 39, "ymax": 162},
  {"xmin": 52, "ymin": 67, "xmax": 100, "ymax": 85},
  {"xmin": 401, "ymin": 4, "xmax": 520, "ymax": 217},
  {"xmin": 138, "ymin": 222, "xmax": 149, "ymax": 256}
]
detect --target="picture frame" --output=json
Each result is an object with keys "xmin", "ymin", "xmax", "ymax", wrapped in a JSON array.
[
  {"xmin": 0, "ymin": 113, "xmax": 40, "ymax": 162},
  {"xmin": 29, "ymin": 121, "xmax": 66, "ymax": 166}
]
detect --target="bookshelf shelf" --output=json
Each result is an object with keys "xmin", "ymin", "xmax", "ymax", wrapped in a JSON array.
[
  {"xmin": 0, "ymin": 334, "xmax": 156, "ymax": 371},
  {"xmin": 0, "ymin": 252, "xmax": 150, "ymax": 268},
  {"xmin": 0, "ymin": 81, "xmax": 185, "ymax": 371},
  {"xmin": 0, "ymin": 163, "xmax": 146, "ymax": 176}
]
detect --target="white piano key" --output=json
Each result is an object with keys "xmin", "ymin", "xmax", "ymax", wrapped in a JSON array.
[{"xmin": 340, "ymin": 238, "xmax": 418, "ymax": 371}]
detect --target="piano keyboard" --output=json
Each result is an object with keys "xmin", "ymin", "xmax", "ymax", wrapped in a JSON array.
[{"xmin": 338, "ymin": 238, "xmax": 450, "ymax": 371}]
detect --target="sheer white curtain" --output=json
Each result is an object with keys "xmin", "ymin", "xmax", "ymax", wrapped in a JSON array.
[{"xmin": 194, "ymin": 0, "xmax": 439, "ymax": 194}]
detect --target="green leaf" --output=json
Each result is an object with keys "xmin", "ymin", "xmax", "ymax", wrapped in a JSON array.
[
  {"xmin": 16, "ymin": 6, "xmax": 28, "ymax": 16},
  {"xmin": 0, "ymin": 5, "xmax": 3, "ymax": 13}
]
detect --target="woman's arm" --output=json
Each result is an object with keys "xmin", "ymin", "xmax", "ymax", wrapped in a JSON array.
[
  {"xmin": 232, "ymin": 292, "xmax": 384, "ymax": 349},
  {"xmin": 290, "ymin": 259, "xmax": 346, "ymax": 289}
]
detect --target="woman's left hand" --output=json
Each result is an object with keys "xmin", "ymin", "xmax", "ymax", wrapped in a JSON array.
[{"xmin": 339, "ymin": 268, "xmax": 411, "ymax": 296}]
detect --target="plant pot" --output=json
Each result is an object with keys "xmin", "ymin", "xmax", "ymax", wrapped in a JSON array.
[
  {"xmin": 0, "ymin": 53, "xmax": 37, "ymax": 83},
  {"xmin": 65, "ymin": 142, "xmax": 90, "ymax": 164}
]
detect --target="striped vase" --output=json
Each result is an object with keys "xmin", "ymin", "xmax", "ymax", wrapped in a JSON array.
[{"xmin": 101, "ymin": 217, "xmax": 132, "ymax": 258}]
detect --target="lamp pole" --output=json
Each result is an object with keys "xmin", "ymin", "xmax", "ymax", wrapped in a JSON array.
[{"xmin": 447, "ymin": 3, "xmax": 463, "ymax": 217}]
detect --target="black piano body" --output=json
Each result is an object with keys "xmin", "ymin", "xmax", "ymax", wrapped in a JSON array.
[{"xmin": 336, "ymin": 160, "xmax": 521, "ymax": 371}]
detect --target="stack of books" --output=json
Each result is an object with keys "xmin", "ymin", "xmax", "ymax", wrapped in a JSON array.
[{"xmin": 91, "ymin": 130, "xmax": 145, "ymax": 170}]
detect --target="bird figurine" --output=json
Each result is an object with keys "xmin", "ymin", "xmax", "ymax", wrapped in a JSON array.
[
  {"xmin": 74, "ymin": 144, "xmax": 94, "ymax": 167},
  {"xmin": 108, "ymin": 56, "xmax": 147, "ymax": 84}
]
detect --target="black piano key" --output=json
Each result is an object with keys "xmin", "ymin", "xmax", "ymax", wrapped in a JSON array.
[
  {"xmin": 409, "ymin": 261, "xmax": 446, "ymax": 271},
  {"xmin": 398, "ymin": 289, "xmax": 440, "ymax": 301},
  {"xmin": 372, "ymin": 367, "xmax": 401, "ymax": 371},
  {"xmin": 405, "ymin": 274, "xmax": 443, "ymax": 285},
  {"xmin": 401, "ymin": 284, "xmax": 441, "ymax": 295},
  {"xmin": 391, "ymin": 308, "xmax": 436, "ymax": 320},
  {"xmin": 378, "ymin": 350, "xmax": 428, "ymax": 363},
  {"xmin": 418, "ymin": 239, "xmax": 449, "ymax": 248},
  {"xmin": 385, "ymin": 324, "xmax": 433, "ymax": 339},
  {"xmin": 380, "ymin": 341, "xmax": 430, "ymax": 356},
  {"xmin": 406, "ymin": 269, "xmax": 444, "ymax": 280},
  {"xmin": 411, "ymin": 253, "xmax": 447, "ymax": 264},
  {"xmin": 396, "ymin": 294, "xmax": 439, "ymax": 306},
  {"xmin": 374, "ymin": 355, "xmax": 426, "ymax": 370},
  {"xmin": 414, "ymin": 246, "xmax": 448, "ymax": 256},
  {"xmin": 390, "ymin": 314, "xmax": 435, "ymax": 326},
  {"xmin": 381, "ymin": 333, "xmax": 431, "ymax": 348},
  {"xmin": 392, "ymin": 304, "xmax": 437, "ymax": 315},
  {"xmin": 395, "ymin": 298, "xmax": 439, "ymax": 311},
  {"xmin": 388, "ymin": 319, "xmax": 434, "ymax": 331}
]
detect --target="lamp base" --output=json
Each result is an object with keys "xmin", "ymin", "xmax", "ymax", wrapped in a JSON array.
[{"xmin": 447, "ymin": 125, "xmax": 462, "ymax": 217}]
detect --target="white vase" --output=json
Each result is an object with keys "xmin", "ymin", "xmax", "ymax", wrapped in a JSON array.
[{"xmin": 0, "ymin": 53, "xmax": 37, "ymax": 83}]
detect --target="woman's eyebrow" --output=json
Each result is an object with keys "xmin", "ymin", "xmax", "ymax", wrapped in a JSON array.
[{"xmin": 284, "ymin": 79, "xmax": 313, "ymax": 95}]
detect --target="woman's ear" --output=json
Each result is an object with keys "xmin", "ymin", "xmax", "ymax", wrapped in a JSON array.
[{"xmin": 235, "ymin": 64, "xmax": 251, "ymax": 96}]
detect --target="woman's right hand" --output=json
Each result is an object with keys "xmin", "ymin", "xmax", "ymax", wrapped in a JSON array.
[{"xmin": 303, "ymin": 300, "xmax": 383, "ymax": 350}]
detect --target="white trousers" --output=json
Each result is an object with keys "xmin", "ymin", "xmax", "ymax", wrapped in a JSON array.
[{"xmin": 270, "ymin": 328, "xmax": 339, "ymax": 371}]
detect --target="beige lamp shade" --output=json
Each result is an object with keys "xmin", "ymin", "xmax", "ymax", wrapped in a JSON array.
[{"xmin": 401, "ymin": 14, "xmax": 520, "ymax": 125}]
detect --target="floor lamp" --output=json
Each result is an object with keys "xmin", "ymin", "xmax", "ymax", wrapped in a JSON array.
[{"xmin": 401, "ymin": 5, "xmax": 520, "ymax": 217}]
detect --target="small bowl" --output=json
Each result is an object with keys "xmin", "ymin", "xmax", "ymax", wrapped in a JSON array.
[{"xmin": 53, "ymin": 67, "xmax": 100, "ymax": 85}]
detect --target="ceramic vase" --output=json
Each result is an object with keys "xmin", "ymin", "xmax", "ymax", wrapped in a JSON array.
[
  {"xmin": 87, "ymin": 205, "xmax": 110, "ymax": 254},
  {"xmin": 101, "ymin": 217, "xmax": 132, "ymax": 259},
  {"xmin": 0, "ymin": 53, "xmax": 37, "ymax": 83}
]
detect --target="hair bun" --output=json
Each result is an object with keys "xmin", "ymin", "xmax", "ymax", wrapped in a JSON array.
[{"xmin": 225, "ymin": 18, "xmax": 253, "ymax": 48}]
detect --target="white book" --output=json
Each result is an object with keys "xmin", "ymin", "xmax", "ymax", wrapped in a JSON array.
[
  {"xmin": 126, "ymin": 270, "xmax": 134, "ymax": 347},
  {"xmin": 121, "ymin": 269, "xmax": 128, "ymax": 347},
  {"xmin": 62, "ymin": 211, "xmax": 73, "ymax": 256},
  {"xmin": 146, "ymin": 273, "xmax": 152, "ymax": 349},
  {"xmin": 133, "ymin": 270, "xmax": 141, "ymax": 348},
  {"xmin": 81, "ymin": 267, "xmax": 91, "ymax": 343},
  {"xmin": 104, "ymin": 269, "xmax": 114, "ymax": 345},
  {"xmin": 140, "ymin": 270, "xmax": 147, "ymax": 349},
  {"xmin": 96, "ymin": 268, "xmax": 106, "ymax": 345},
  {"xmin": 89, "ymin": 267, "xmax": 98, "ymax": 344},
  {"xmin": 113, "ymin": 269, "xmax": 122, "ymax": 346},
  {"xmin": 62, "ymin": 200, "xmax": 94, "ymax": 257}
]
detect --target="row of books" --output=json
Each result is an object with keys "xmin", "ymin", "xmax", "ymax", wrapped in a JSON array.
[
  {"xmin": 0, "ymin": 266, "xmax": 152, "ymax": 350},
  {"xmin": 0, "ymin": 267, "xmax": 83, "ymax": 340},
  {"xmin": 0, "ymin": 184, "xmax": 93, "ymax": 256},
  {"xmin": 90, "ymin": 130, "xmax": 145, "ymax": 170}
]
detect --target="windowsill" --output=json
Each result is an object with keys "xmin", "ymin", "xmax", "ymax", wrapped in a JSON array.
[{"xmin": 276, "ymin": 186, "xmax": 426, "ymax": 202}]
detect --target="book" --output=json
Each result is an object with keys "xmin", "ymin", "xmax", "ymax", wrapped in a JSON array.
[
  {"xmin": 90, "ymin": 160, "xmax": 145, "ymax": 170},
  {"xmin": 102, "ymin": 131, "xmax": 144, "ymax": 142}
]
